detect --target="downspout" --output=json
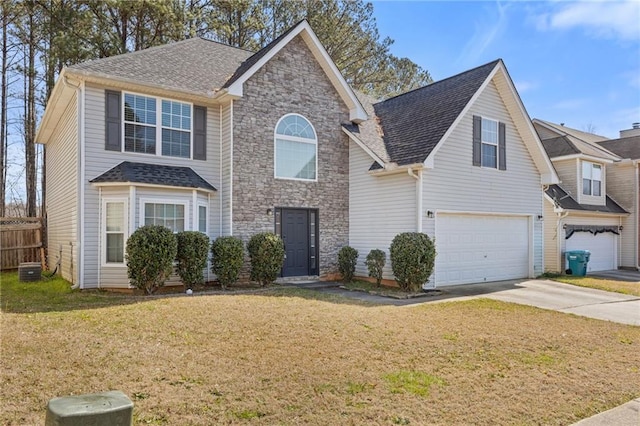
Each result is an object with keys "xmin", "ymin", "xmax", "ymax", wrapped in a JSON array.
[
  {"xmin": 407, "ymin": 168, "xmax": 423, "ymax": 232},
  {"xmin": 63, "ymin": 76, "xmax": 83, "ymax": 290}
]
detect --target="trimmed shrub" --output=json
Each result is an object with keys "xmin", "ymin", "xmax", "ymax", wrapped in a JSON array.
[
  {"xmin": 247, "ymin": 232, "xmax": 285, "ymax": 287},
  {"xmin": 210, "ymin": 236, "xmax": 244, "ymax": 289},
  {"xmin": 338, "ymin": 246, "xmax": 359, "ymax": 283},
  {"xmin": 126, "ymin": 225, "xmax": 177, "ymax": 295},
  {"xmin": 176, "ymin": 231, "xmax": 210, "ymax": 289},
  {"xmin": 389, "ymin": 232, "xmax": 436, "ymax": 292},
  {"xmin": 366, "ymin": 249, "xmax": 386, "ymax": 287}
]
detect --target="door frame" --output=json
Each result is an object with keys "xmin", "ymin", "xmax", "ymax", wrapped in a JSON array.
[{"xmin": 274, "ymin": 207, "xmax": 319, "ymax": 277}]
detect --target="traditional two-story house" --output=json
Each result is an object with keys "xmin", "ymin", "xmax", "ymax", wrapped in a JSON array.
[
  {"xmin": 533, "ymin": 119, "xmax": 629, "ymax": 273},
  {"xmin": 37, "ymin": 21, "xmax": 557, "ymax": 289}
]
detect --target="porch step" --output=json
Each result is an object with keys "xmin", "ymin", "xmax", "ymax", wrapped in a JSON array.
[{"xmin": 275, "ymin": 276, "xmax": 340, "ymax": 289}]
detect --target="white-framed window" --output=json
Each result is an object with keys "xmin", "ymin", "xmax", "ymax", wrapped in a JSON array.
[
  {"xmin": 481, "ymin": 117, "xmax": 498, "ymax": 168},
  {"xmin": 582, "ymin": 162, "xmax": 602, "ymax": 196},
  {"xmin": 142, "ymin": 201, "xmax": 187, "ymax": 233},
  {"xmin": 198, "ymin": 204, "xmax": 208, "ymax": 234},
  {"xmin": 102, "ymin": 198, "xmax": 128, "ymax": 266},
  {"xmin": 274, "ymin": 114, "xmax": 317, "ymax": 181},
  {"xmin": 123, "ymin": 92, "xmax": 192, "ymax": 158}
]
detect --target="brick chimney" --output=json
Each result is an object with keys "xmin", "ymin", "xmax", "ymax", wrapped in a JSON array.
[{"xmin": 620, "ymin": 122, "xmax": 640, "ymax": 138}]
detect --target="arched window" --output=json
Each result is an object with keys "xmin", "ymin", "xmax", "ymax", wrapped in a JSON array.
[{"xmin": 274, "ymin": 114, "xmax": 317, "ymax": 181}]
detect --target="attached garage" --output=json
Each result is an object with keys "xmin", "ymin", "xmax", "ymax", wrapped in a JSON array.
[
  {"xmin": 435, "ymin": 214, "xmax": 531, "ymax": 286},
  {"xmin": 565, "ymin": 231, "xmax": 617, "ymax": 272}
]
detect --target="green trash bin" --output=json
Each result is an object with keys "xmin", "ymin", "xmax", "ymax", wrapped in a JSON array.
[{"xmin": 565, "ymin": 250, "xmax": 591, "ymax": 276}]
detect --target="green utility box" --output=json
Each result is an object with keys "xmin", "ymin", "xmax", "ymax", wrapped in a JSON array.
[
  {"xmin": 565, "ymin": 250, "xmax": 591, "ymax": 276},
  {"xmin": 45, "ymin": 390, "xmax": 133, "ymax": 426}
]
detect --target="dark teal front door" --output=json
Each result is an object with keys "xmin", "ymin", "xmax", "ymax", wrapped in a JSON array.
[{"xmin": 279, "ymin": 208, "xmax": 318, "ymax": 277}]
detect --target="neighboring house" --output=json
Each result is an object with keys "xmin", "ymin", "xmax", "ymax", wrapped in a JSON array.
[
  {"xmin": 533, "ymin": 119, "xmax": 629, "ymax": 273},
  {"xmin": 345, "ymin": 60, "xmax": 558, "ymax": 286},
  {"xmin": 37, "ymin": 20, "xmax": 558, "ymax": 290},
  {"xmin": 597, "ymin": 129, "xmax": 640, "ymax": 270}
]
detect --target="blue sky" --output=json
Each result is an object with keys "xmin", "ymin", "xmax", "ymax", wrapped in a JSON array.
[{"xmin": 371, "ymin": 0, "xmax": 640, "ymax": 139}]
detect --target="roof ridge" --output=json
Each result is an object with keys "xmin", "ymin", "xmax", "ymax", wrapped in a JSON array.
[{"xmin": 376, "ymin": 58, "xmax": 501, "ymax": 105}]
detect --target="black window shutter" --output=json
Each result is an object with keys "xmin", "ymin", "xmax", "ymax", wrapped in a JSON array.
[
  {"xmin": 193, "ymin": 106, "xmax": 207, "ymax": 160},
  {"xmin": 498, "ymin": 122, "xmax": 506, "ymax": 170},
  {"xmin": 105, "ymin": 90, "xmax": 121, "ymax": 151},
  {"xmin": 472, "ymin": 115, "xmax": 481, "ymax": 166}
]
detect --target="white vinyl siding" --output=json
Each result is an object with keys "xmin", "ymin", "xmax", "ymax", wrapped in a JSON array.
[
  {"xmin": 348, "ymin": 142, "xmax": 416, "ymax": 279},
  {"xmin": 423, "ymin": 79, "xmax": 543, "ymax": 281},
  {"xmin": 83, "ymin": 84, "xmax": 221, "ymax": 288},
  {"xmin": 221, "ymin": 101, "xmax": 233, "ymax": 236},
  {"xmin": 45, "ymin": 90, "xmax": 79, "ymax": 284}
]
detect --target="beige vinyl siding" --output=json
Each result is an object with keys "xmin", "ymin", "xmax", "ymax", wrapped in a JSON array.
[
  {"xmin": 423, "ymin": 79, "xmax": 544, "ymax": 276},
  {"xmin": 83, "ymin": 84, "xmax": 221, "ymax": 288},
  {"xmin": 543, "ymin": 196, "xmax": 562, "ymax": 272},
  {"xmin": 45, "ymin": 91, "xmax": 78, "ymax": 284},
  {"xmin": 221, "ymin": 101, "xmax": 232, "ymax": 236},
  {"xmin": 553, "ymin": 159, "xmax": 579, "ymax": 199},
  {"xmin": 349, "ymin": 142, "xmax": 416, "ymax": 279},
  {"xmin": 605, "ymin": 162, "xmax": 637, "ymax": 268},
  {"xmin": 534, "ymin": 124, "xmax": 561, "ymax": 140}
]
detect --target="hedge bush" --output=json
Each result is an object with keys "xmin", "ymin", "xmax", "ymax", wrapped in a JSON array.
[
  {"xmin": 338, "ymin": 246, "xmax": 359, "ymax": 283},
  {"xmin": 389, "ymin": 232, "xmax": 436, "ymax": 292},
  {"xmin": 365, "ymin": 249, "xmax": 386, "ymax": 287},
  {"xmin": 126, "ymin": 225, "xmax": 177, "ymax": 295},
  {"xmin": 210, "ymin": 236, "xmax": 244, "ymax": 289},
  {"xmin": 247, "ymin": 232, "xmax": 285, "ymax": 287},
  {"xmin": 175, "ymin": 231, "xmax": 210, "ymax": 289}
]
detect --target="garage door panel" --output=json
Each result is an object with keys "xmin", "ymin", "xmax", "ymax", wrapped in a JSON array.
[
  {"xmin": 436, "ymin": 214, "xmax": 530, "ymax": 286},
  {"xmin": 565, "ymin": 232, "xmax": 616, "ymax": 272}
]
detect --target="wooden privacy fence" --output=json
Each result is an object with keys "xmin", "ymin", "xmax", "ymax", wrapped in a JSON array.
[{"xmin": 0, "ymin": 217, "xmax": 45, "ymax": 271}]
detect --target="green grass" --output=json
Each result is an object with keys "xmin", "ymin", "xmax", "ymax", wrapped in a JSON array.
[
  {"xmin": 0, "ymin": 272, "xmax": 137, "ymax": 313},
  {"xmin": 383, "ymin": 370, "xmax": 446, "ymax": 396}
]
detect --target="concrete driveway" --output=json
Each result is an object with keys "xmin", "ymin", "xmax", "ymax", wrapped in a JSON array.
[
  {"xmin": 439, "ymin": 279, "xmax": 640, "ymax": 326},
  {"xmin": 588, "ymin": 269, "xmax": 640, "ymax": 282}
]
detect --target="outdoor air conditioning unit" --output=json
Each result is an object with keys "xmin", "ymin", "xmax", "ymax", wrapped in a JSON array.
[{"xmin": 19, "ymin": 262, "xmax": 42, "ymax": 282}]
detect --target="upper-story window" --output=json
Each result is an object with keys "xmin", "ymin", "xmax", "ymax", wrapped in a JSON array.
[
  {"xmin": 481, "ymin": 118, "xmax": 498, "ymax": 168},
  {"xmin": 123, "ymin": 93, "xmax": 191, "ymax": 158},
  {"xmin": 274, "ymin": 114, "xmax": 317, "ymax": 181},
  {"xmin": 582, "ymin": 162, "xmax": 602, "ymax": 196}
]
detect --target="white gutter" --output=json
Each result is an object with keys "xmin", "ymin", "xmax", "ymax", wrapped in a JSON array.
[
  {"xmin": 63, "ymin": 76, "xmax": 83, "ymax": 290},
  {"xmin": 407, "ymin": 168, "xmax": 423, "ymax": 232}
]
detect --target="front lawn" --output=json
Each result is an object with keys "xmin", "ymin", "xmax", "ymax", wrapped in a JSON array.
[
  {"xmin": 1, "ymin": 272, "xmax": 638, "ymax": 425},
  {"xmin": 550, "ymin": 275, "xmax": 640, "ymax": 296}
]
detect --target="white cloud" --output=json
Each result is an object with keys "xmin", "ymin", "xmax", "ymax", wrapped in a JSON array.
[
  {"xmin": 552, "ymin": 98, "xmax": 590, "ymax": 110},
  {"xmin": 514, "ymin": 80, "xmax": 537, "ymax": 93},
  {"xmin": 456, "ymin": 1, "xmax": 511, "ymax": 65},
  {"xmin": 536, "ymin": 1, "xmax": 640, "ymax": 41}
]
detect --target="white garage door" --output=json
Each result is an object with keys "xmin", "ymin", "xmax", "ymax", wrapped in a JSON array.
[
  {"xmin": 565, "ymin": 232, "xmax": 616, "ymax": 272},
  {"xmin": 435, "ymin": 214, "xmax": 530, "ymax": 286}
]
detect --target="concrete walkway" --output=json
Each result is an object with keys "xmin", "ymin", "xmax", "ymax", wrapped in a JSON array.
[{"xmin": 282, "ymin": 278, "xmax": 639, "ymax": 425}]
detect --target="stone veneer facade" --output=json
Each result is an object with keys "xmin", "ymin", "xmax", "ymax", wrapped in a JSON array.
[{"xmin": 232, "ymin": 35, "xmax": 350, "ymax": 277}]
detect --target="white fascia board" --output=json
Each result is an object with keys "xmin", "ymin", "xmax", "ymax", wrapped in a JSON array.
[
  {"xmin": 35, "ymin": 69, "xmax": 78, "ymax": 144},
  {"xmin": 225, "ymin": 21, "xmax": 368, "ymax": 123},
  {"xmin": 91, "ymin": 181, "xmax": 217, "ymax": 194},
  {"xmin": 369, "ymin": 163, "xmax": 424, "ymax": 177},
  {"xmin": 551, "ymin": 153, "xmax": 616, "ymax": 164},
  {"xmin": 341, "ymin": 127, "xmax": 385, "ymax": 166}
]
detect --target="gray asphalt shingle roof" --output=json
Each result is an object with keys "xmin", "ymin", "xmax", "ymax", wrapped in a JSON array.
[
  {"xmin": 69, "ymin": 38, "xmax": 253, "ymax": 95},
  {"xmin": 90, "ymin": 161, "xmax": 217, "ymax": 191},
  {"xmin": 545, "ymin": 184, "xmax": 627, "ymax": 214},
  {"xmin": 540, "ymin": 136, "xmax": 581, "ymax": 158},
  {"xmin": 598, "ymin": 136, "xmax": 640, "ymax": 159},
  {"xmin": 368, "ymin": 59, "xmax": 500, "ymax": 166}
]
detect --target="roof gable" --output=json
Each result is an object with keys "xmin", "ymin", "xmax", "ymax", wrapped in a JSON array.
[
  {"xmin": 373, "ymin": 60, "xmax": 499, "ymax": 167},
  {"xmin": 534, "ymin": 119, "xmax": 620, "ymax": 161},
  {"xmin": 545, "ymin": 184, "xmax": 627, "ymax": 214},
  {"xmin": 222, "ymin": 20, "xmax": 366, "ymax": 123}
]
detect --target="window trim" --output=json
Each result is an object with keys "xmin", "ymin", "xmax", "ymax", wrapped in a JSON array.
[
  {"xmin": 140, "ymin": 198, "xmax": 189, "ymax": 233},
  {"xmin": 197, "ymin": 202, "xmax": 208, "ymax": 234},
  {"xmin": 101, "ymin": 197, "xmax": 129, "ymax": 268},
  {"xmin": 122, "ymin": 91, "xmax": 194, "ymax": 159},
  {"xmin": 274, "ymin": 113, "xmax": 318, "ymax": 182},
  {"xmin": 480, "ymin": 116, "xmax": 499, "ymax": 169},
  {"xmin": 582, "ymin": 161, "xmax": 603, "ymax": 197}
]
